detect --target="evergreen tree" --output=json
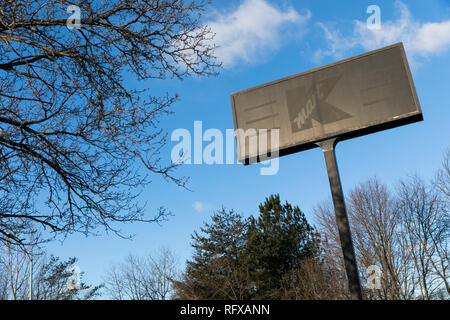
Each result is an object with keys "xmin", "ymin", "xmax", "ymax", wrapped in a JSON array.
[
  {"xmin": 174, "ymin": 208, "xmax": 254, "ymax": 299},
  {"xmin": 33, "ymin": 256, "xmax": 102, "ymax": 300},
  {"xmin": 175, "ymin": 195, "xmax": 321, "ymax": 300},
  {"xmin": 246, "ymin": 194, "xmax": 319, "ymax": 299}
]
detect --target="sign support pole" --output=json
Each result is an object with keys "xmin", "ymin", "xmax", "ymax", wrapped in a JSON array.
[{"xmin": 316, "ymin": 138, "xmax": 363, "ymax": 300}]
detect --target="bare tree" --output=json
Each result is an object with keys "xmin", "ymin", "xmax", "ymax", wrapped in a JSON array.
[
  {"xmin": 2, "ymin": 243, "xmax": 31, "ymax": 300},
  {"xmin": 0, "ymin": 231, "xmax": 41, "ymax": 300},
  {"xmin": 315, "ymin": 173, "xmax": 449, "ymax": 300},
  {"xmin": 0, "ymin": 0, "xmax": 218, "ymax": 246},
  {"xmin": 286, "ymin": 255, "xmax": 349, "ymax": 300},
  {"xmin": 313, "ymin": 201, "xmax": 350, "ymax": 299},
  {"xmin": 348, "ymin": 178, "xmax": 416, "ymax": 300},
  {"xmin": 398, "ymin": 174, "xmax": 449, "ymax": 299},
  {"xmin": 104, "ymin": 247, "xmax": 179, "ymax": 300},
  {"xmin": 0, "ymin": 241, "xmax": 100, "ymax": 299},
  {"xmin": 436, "ymin": 148, "xmax": 450, "ymax": 199},
  {"xmin": 0, "ymin": 265, "xmax": 7, "ymax": 299}
]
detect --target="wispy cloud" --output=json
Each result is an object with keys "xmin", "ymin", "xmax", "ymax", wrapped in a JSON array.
[
  {"xmin": 314, "ymin": 1, "xmax": 450, "ymax": 65},
  {"xmin": 207, "ymin": 0, "xmax": 311, "ymax": 68},
  {"xmin": 193, "ymin": 201, "xmax": 210, "ymax": 213}
]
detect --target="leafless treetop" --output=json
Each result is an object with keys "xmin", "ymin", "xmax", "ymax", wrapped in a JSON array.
[{"xmin": 0, "ymin": 0, "xmax": 219, "ymax": 245}]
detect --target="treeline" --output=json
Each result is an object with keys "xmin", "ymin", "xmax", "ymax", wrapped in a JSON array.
[
  {"xmin": 173, "ymin": 149, "xmax": 448, "ymax": 300},
  {"xmin": 315, "ymin": 174, "xmax": 449, "ymax": 300},
  {"xmin": 101, "ymin": 146, "xmax": 448, "ymax": 300},
  {"xmin": 2, "ymin": 151, "xmax": 448, "ymax": 300}
]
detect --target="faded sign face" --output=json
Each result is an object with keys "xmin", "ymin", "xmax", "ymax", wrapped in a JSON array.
[
  {"xmin": 286, "ymin": 73, "xmax": 348, "ymax": 133},
  {"xmin": 231, "ymin": 43, "xmax": 422, "ymax": 164}
]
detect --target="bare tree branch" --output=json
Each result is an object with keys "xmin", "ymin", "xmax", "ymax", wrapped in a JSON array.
[{"xmin": 0, "ymin": 0, "xmax": 219, "ymax": 245}]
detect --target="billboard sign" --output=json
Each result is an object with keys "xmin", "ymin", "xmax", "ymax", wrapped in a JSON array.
[{"xmin": 231, "ymin": 43, "xmax": 422, "ymax": 164}]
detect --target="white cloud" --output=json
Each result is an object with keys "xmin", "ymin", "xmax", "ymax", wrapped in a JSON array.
[
  {"xmin": 312, "ymin": 22, "xmax": 357, "ymax": 63},
  {"xmin": 207, "ymin": 0, "xmax": 311, "ymax": 67},
  {"xmin": 193, "ymin": 201, "xmax": 209, "ymax": 213},
  {"xmin": 409, "ymin": 20, "xmax": 450, "ymax": 55},
  {"xmin": 315, "ymin": 1, "xmax": 450, "ymax": 65}
]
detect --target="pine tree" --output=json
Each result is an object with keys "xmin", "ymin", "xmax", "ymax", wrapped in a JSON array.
[
  {"xmin": 174, "ymin": 208, "xmax": 254, "ymax": 299},
  {"xmin": 246, "ymin": 194, "xmax": 319, "ymax": 299},
  {"xmin": 174, "ymin": 195, "xmax": 321, "ymax": 300},
  {"xmin": 33, "ymin": 256, "xmax": 102, "ymax": 300}
]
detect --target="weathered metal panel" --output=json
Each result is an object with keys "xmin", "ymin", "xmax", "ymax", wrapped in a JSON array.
[{"xmin": 231, "ymin": 43, "xmax": 422, "ymax": 163}]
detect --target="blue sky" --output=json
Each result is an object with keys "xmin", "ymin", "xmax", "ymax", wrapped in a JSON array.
[{"xmin": 45, "ymin": 0, "xmax": 450, "ymax": 295}]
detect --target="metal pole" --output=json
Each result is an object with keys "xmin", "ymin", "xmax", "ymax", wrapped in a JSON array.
[{"xmin": 316, "ymin": 138, "xmax": 363, "ymax": 300}]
